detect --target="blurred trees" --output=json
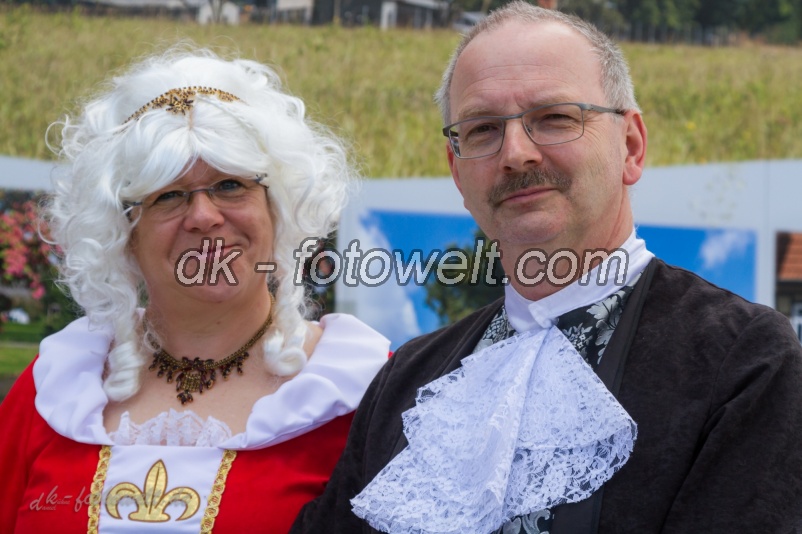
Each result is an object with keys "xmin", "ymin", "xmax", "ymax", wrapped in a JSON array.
[
  {"xmin": 449, "ymin": 0, "xmax": 802, "ymax": 44},
  {"xmin": 607, "ymin": 0, "xmax": 800, "ymax": 43},
  {"xmin": 558, "ymin": 0, "xmax": 627, "ymax": 29},
  {"xmin": 616, "ymin": 0, "xmax": 700, "ymax": 31},
  {"xmin": 424, "ymin": 230, "xmax": 505, "ymax": 326}
]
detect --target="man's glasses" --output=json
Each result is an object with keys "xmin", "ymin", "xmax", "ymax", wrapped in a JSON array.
[
  {"xmin": 442, "ymin": 102, "xmax": 626, "ymax": 159},
  {"xmin": 127, "ymin": 176, "xmax": 267, "ymax": 220}
]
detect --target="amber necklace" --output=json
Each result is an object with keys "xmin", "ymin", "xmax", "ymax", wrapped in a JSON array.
[{"xmin": 147, "ymin": 301, "xmax": 274, "ymax": 405}]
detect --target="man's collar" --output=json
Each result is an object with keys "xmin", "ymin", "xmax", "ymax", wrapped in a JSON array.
[{"xmin": 505, "ymin": 230, "xmax": 654, "ymax": 333}]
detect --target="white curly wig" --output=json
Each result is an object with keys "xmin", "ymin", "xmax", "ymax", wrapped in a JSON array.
[{"xmin": 45, "ymin": 47, "xmax": 355, "ymax": 401}]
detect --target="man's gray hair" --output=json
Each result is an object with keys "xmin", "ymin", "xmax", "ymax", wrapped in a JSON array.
[{"xmin": 434, "ymin": 0, "xmax": 640, "ymax": 125}]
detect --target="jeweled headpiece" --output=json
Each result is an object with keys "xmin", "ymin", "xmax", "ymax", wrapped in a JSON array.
[{"xmin": 122, "ymin": 86, "xmax": 241, "ymax": 125}]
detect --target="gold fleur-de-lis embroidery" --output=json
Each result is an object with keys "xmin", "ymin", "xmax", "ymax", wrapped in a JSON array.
[{"xmin": 106, "ymin": 460, "xmax": 200, "ymax": 522}]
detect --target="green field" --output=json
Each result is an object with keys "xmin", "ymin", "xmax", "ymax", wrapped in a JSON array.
[
  {"xmin": 0, "ymin": 341, "xmax": 36, "ymax": 376},
  {"xmin": 0, "ymin": 340, "xmax": 36, "ymax": 401},
  {"xmin": 0, "ymin": 320, "xmax": 36, "ymax": 404},
  {"xmin": 0, "ymin": 320, "xmax": 47, "ymax": 343},
  {"xmin": 0, "ymin": 322, "xmax": 41, "ymax": 378},
  {"xmin": 2, "ymin": 6, "xmax": 802, "ymax": 179}
]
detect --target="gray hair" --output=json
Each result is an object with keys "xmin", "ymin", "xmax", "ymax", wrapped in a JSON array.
[{"xmin": 434, "ymin": 0, "xmax": 640, "ymax": 125}]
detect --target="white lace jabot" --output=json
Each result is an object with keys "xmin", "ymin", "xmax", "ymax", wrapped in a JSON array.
[
  {"xmin": 352, "ymin": 327, "xmax": 636, "ymax": 534},
  {"xmin": 33, "ymin": 313, "xmax": 390, "ymax": 450}
]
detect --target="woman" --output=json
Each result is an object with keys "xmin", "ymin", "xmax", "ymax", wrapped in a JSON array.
[{"xmin": 0, "ymin": 48, "xmax": 389, "ymax": 533}]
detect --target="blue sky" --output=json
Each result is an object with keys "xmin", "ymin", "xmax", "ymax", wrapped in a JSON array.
[
  {"xmin": 637, "ymin": 225, "xmax": 755, "ymax": 301},
  {"xmin": 360, "ymin": 210, "xmax": 480, "ymax": 344}
]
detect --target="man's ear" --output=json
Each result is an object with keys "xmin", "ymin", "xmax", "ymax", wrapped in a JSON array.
[
  {"xmin": 447, "ymin": 142, "xmax": 464, "ymax": 195},
  {"xmin": 622, "ymin": 111, "xmax": 647, "ymax": 186}
]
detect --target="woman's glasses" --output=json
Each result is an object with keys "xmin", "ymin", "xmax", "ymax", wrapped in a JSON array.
[{"xmin": 127, "ymin": 176, "xmax": 267, "ymax": 220}]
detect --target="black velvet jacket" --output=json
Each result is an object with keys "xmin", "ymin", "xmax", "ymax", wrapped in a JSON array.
[{"xmin": 293, "ymin": 260, "xmax": 802, "ymax": 533}]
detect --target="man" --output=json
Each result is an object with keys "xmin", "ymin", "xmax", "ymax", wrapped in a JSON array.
[{"xmin": 293, "ymin": 3, "xmax": 802, "ymax": 532}]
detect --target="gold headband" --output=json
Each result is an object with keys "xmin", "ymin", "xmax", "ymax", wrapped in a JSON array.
[{"xmin": 122, "ymin": 86, "xmax": 241, "ymax": 125}]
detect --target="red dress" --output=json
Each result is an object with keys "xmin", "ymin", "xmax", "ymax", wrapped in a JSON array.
[{"xmin": 0, "ymin": 313, "xmax": 389, "ymax": 534}]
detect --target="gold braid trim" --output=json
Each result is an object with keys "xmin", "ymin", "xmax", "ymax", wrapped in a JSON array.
[
  {"xmin": 86, "ymin": 445, "xmax": 112, "ymax": 534},
  {"xmin": 123, "ymin": 86, "xmax": 241, "ymax": 125},
  {"xmin": 200, "ymin": 449, "xmax": 238, "ymax": 533}
]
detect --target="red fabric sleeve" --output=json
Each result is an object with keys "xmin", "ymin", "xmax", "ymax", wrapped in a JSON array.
[
  {"xmin": 0, "ymin": 364, "xmax": 37, "ymax": 532},
  {"xmin": 0, "ymin": 362, "xmax": 38, "ymax": 532},
  {"xmin": 0, "ymin": 360, "xmax": 103, "ymax": 534}
]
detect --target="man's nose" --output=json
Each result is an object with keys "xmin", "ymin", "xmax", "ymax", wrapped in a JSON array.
[{"xmin": 498, "ymin": 120, "xmax": 544, "ymax": 171}]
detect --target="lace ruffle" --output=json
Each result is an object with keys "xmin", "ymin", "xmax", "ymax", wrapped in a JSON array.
[
  {"xmin": 351, "ymin": 326, "xmax": 636, "ymax": 534},
  {"xmin": 108, "ymin": 409, "xmax": 234, "ymax": 447}
]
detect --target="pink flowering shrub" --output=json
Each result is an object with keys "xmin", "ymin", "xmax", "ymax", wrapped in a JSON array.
[{"xmin": 0, "ymin": 196, "xmax": 56, "ymax": 310}]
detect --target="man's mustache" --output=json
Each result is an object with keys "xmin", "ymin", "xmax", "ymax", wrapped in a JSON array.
[{"xmin": 488, "ymin": 169, "xmax": 571, "ymax": 207}]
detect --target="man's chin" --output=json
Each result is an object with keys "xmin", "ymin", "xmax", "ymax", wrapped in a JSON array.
[{"xmin": 495, "ymin": 218, "xmax": 566, "ymax": 248}]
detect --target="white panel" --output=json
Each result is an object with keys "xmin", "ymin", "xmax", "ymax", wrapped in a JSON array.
[{"xmin": 276, "ymin": 0, "xmax": 312, "ymax": 11}]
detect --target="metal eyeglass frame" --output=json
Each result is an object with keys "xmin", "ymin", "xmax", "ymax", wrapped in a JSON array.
[
  {"xmin": 126, "ymin": 174, "xmax": 268, "ymax": 212},
  {"xmin": 442, "ymin": 102, "xmax": 627, "ymax": 159}
]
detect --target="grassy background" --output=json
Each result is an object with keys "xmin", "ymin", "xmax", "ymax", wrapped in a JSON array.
[
  {"xmin": 1, "ymin": 7, "xmax": 459, "ymax": 178},
  {"xmin": 2, "ymin": 7, "xmax": 802, "ymax": 179},
  {"xmin": 0, "ymin": 340, "xmax": 36, "ymax": 400},
  {"xmin": 0, "ymin": 321, "xmax": 48, "ymax": 343},
  {"xmin": 0, "ymin": 342, "xmax": 36, "ymax": 375},
  {"xmin": 0, "ymin": 323, "xmax": 41, "ymax": 393}
]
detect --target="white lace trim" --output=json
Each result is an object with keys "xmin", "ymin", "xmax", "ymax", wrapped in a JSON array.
[
  {"xmin": 108, "ymin": 409, "xmax": 234, "ymax": 447},
  {"xmin": 351, "ymin": 326, "xmax": 636, "ymax": 534}
]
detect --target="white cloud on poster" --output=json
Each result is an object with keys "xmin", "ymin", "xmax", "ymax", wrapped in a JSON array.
[
  {"xmin": 347, "ymin": 211, "xmax": 421, "ymax": 349},
  {"xmin": 699, "ymin": 229, "xmax": 752, "ymax": 271}
]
